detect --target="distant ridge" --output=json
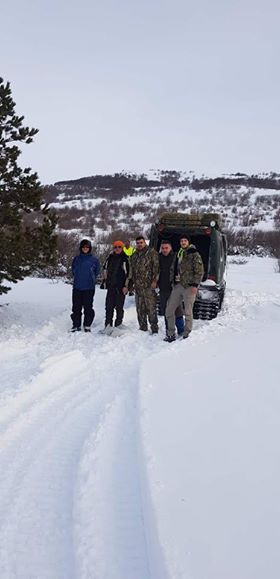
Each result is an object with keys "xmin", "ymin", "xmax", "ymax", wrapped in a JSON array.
[{"xmin": 53, "ymin": 170, "xmax": 280, "ymax": 191}]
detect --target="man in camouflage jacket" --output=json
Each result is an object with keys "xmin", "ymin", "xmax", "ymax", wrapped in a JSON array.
[
  {"xmin": 130, "ymin": 236, "xmax": 159, "ymax": 333},
  {"xmin": 165, "ymin": 234, "xmax": 204, "ymax": 341}
]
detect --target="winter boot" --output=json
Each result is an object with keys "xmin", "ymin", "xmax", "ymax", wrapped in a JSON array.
[
  {"xmin": 99, "ymin": 325, "xmax": 114, "ymax": 336},
  {"xmin": 163, "ymin": 334, "xmax": 176, "ymax": 343}
]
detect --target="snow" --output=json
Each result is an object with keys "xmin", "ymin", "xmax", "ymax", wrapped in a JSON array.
[
  {"xmin": 250, "ymin": 188, "xmax": 280, "ymax": 200},
  {"xmin": 0, "ymin": 257, "xmax": 279, "ymax": 578},
  {"xmin": 251, "ymin": 217, "xmax": 276, "ymax": 231},
  {"xmin": 200, "ymin": 279, "xmax": 216, "ymax": 286},
  {"xmin": 140, "ymin": 306, "xmax": 280, "ymax": 579},
  {"xmin": 50, "ymin": 198, "xmax": 108, "ymax": 209}
]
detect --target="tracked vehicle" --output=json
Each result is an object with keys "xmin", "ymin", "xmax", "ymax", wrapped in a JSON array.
[{"xmin": 150, "ymin": 213, "xmax": 227, "ymax": 320}]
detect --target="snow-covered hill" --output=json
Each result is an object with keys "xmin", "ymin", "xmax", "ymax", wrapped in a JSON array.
[
  {"xmin": 45, "ymin": 171, "xmax": 280, "ymax": 240},
  {"xmin": 0, "ymin": 257, "xmax": 279, "ymax": 578}
]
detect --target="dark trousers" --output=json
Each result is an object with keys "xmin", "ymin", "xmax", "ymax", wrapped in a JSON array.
[
  {"xmin": 160, "ymin": 290, "xmax": 184, "ymax": 333},
  {"xmin": 71, "ymin": 289, "xmax": 95, "ymax": 328},
  {"xmin": 105, "ymin": 287, "xmax": 125, "ymax": 327}
]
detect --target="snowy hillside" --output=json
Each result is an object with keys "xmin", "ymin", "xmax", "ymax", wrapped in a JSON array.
[
  {"xmin": 44, "ymin": 171, "xmax": 280, "ymax": 240},
  {"xmin": 0, "ymin": 257, "xmax": 279, "ymax": 578}
]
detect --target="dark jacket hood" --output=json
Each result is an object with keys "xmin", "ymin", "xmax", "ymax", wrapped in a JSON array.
[{"xmin": 79, "ymin": 239, "xmax": 92, "ymax": 253}]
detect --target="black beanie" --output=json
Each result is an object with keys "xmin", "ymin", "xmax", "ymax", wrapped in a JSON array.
[{"xmin": 179, "ymin": 233, "xmax": 190, "ymax": 242}]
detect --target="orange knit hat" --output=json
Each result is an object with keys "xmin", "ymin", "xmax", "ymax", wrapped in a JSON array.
[{"xmin": 113, "ymin": 240, "xmax": 124, "ymax": 248}]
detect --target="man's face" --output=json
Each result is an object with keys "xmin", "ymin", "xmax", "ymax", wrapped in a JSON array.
[
  {"xmin": 180, "ymin": 238, "xmax": 189, "ymax": 249},
  {"xmin": 113, "ymin": 244, "xmax": 123, "ymax": 254},
  {"xmin": 136, "ymin": 238, "xmax": 146, "ymax": 251},
  {"xmin": 125, "ymin": 241, "xmax": 130, "ymax": 248},
  {"xmin": 161, "ymin": 243, "xmax": 172, "ymax": 256},
  {"xmin": 82, "ymin": 245, "xmax": 90, "ymax": 253}
]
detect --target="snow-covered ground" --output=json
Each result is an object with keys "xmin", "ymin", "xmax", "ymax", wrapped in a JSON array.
[{"xmin": 0, "ymin": 257, "xmax": 279, "ymax": 579}]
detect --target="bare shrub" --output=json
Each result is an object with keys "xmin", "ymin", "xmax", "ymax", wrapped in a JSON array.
[
  {"xmin": 225, "ymin": 227, "xmax": 280, "ymax": 257},
  {"xmin": 228, "ymin": 257, "xmax": 248, "ymax": 265}
]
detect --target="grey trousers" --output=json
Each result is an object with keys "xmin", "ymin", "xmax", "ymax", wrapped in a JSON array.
[{"xmin": 165, "ymin": 284, "xmax": 196, "ymax": 337}]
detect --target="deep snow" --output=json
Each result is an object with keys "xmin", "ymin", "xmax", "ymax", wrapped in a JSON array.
[{"xmin": 0, "ymin": 257, "xmax": 279, "ymax": 579}]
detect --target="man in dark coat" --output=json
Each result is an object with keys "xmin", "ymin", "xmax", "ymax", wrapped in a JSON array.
[
  {"xmin": 158, "ymin": 240, "xmax": 184, "ymax": 336},
  {"xmin": 71, "ymin": 239, "xmax": 100, "ymax": 332},
  {"xmin": 101, "ymin": 240, "xmax": 129, "ymax": 334}
]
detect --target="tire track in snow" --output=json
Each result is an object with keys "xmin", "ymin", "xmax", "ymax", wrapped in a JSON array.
[
  {"xmin": 0, "ymin": 352, "xmax": 92, "ymax": 513},
  {"xmin": 0, "ymin": 333, "xmax": 158, "ymax": 579},
  {"xmin": 0, "ymin": 313, "xmax": 79, "ymax": 394},
  {"xmin": 0, "ymin": 350, "xmax": 97, "ymax": 578},
  {"xmin": 73, "ymin": 390, "xmax": 151, "ymax": 579},
  {"xmin": 0, "ymin": 350, "xmax": 86, "ymax": 434}
]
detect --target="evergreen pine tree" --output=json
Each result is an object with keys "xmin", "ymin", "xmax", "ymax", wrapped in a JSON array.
[{"xmin": 0, "ymin": 77, "xmax": 57, "ymax": 294}]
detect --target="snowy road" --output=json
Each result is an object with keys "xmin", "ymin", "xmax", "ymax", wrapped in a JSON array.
[
  {"xmin": 0, "ymin": 310, "xmax": 154, "ymax": 578},
  {"xmin": 0, "ymin": 257, "xmax": 279, "ymax": 579}
]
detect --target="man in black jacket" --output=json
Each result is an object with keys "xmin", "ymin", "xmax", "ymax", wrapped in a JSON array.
[
  {"xmin": 158, "ymin": 241, "xmax": 184, "ymax": 336},
  {"xmin": 101, "ymin": 241, "xmax": 129, "ymax": 334}
]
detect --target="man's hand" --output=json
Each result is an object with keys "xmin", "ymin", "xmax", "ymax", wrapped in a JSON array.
[
  {"xmin": 151, "ymin": 280, "xmax": 157, "ymax": 290},
  {"xmin": 191, "ymin": 286, "xmax": 198, "ymax": 295},
  {"xmin": 122, "ymin": 287, "xmax": 128, "ymax": 295}
]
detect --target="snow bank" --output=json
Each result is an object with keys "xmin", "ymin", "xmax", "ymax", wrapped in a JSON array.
[{"xmin": 139, "ymin": 259, "xmax": 280, "ymax": 579}]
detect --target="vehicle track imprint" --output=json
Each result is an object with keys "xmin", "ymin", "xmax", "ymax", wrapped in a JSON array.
[{"xmin": 0, "ymin": 335, "xmax": 153, "ymax": 579}]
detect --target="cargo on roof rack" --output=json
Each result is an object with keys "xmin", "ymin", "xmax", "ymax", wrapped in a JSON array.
[{"xmin": 158, "ymin": 212, "xmax": 222, "ymax": 229}]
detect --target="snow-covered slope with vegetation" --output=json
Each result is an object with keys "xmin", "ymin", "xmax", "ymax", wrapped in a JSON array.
[{"xmin": 45, "ymin": 171, "xmax": 280, "ymax": 242}]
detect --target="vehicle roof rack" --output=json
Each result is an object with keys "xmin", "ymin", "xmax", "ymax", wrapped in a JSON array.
[{"xmin": 158, "ymin": 212, "xmax": 222, "ymax": 229}]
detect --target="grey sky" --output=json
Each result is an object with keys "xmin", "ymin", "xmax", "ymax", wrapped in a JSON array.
[{"xmin": 1, "ymin": 0, "xmax": 280, "ymax": 183}]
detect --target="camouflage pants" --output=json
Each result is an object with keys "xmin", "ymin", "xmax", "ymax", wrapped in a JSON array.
[
  {"xmin": 166, "ymin": 284, "xmax": 196, "ymax": 337},
  {"xmin": 135, "ymin": 289, "xmax": 158, "ymax": 332}
]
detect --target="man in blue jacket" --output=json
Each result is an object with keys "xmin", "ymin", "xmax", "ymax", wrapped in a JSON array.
[{"xmin": 71, "ymin": 239, "xmax": 100, "ymax": 332}]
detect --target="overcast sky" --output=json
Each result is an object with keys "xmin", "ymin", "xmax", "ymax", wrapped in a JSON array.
[{"xmin": 1, "ymin": 0, "xmax": 280, "ymax": 183}]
